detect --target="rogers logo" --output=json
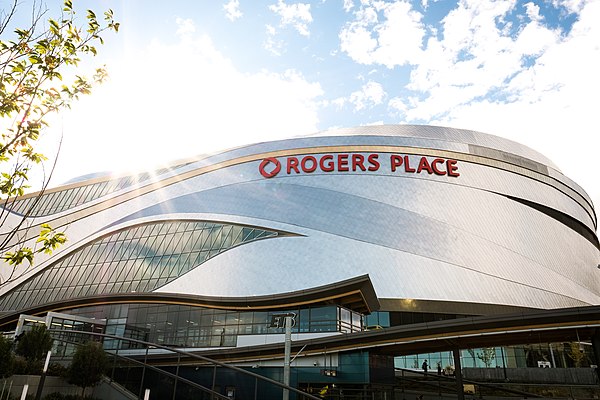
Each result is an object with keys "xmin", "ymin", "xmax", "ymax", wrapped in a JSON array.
[{"xmin": 259, "ymin": 157, "xmax": 282, "ymax": 178}]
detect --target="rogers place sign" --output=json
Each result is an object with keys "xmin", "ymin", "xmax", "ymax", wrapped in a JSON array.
[{"xmin": 259, "ymin": 153, "xmax": 460, "ymax": 179}]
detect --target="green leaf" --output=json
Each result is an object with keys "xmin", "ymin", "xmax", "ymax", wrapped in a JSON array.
[
  {"xmin": 0, "ymin": 0, "xmax": 118, "ymax": 266},
  {"xmin": 49, "ymin": 19, "xmax": 60, "ymax": 34}
]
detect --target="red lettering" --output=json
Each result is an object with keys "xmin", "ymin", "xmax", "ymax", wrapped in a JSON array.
[
  {"xmin": 301, "ymin": 156, "xmax": 317, "ymax": 173},
  {"xmin": 338, "ymin": 154, "xmax": 349, "ymax": 172},
  {"xmin": 417, "ymin": 157, "xmax": 434, "ymax": 174},
  {"xmin": 320, "ymin": 155, "xmax": 334, "ymax": 172},
  {"xmin": 390, "ymin": 155, "xmax": 403, "ymax": 172},
  {"xmin": 277, "ymin": 153, "xmax": 456, "ymax": 177},
  {"xmin": 287, "ymin": 157, "xmax": 299, "ymax": 174},
  {"xmin": 404, "ymin": 155, "xmax": 416, "ymax": 173},
  {"xmin": 447, "ymin": 159, "xmax": 460, "ymax": 177},
  {"xmin": 431, "ymin": 158, "xmax": 446, "ymax": 175},
  {"xmin": 368, "ymin": 154, "xmax": 380, "ymax": 171},
  {"xmin": 352, "ymin": 154, "xmax": 366, "ymax": 171}
]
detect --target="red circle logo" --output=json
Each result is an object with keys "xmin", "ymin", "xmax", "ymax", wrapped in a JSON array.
[{"xmin": 259, "ymin": 157, "xmax": 281, "ymax": 178}]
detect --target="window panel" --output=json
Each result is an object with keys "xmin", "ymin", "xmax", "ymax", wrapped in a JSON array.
[
  {"xmin": 40, "ymin": 192, "xmax": 57, "ymax": 215},
  {"xmin": 119, "ymin": 280, "xmax": 134, "ymax": 293},
  {"xmin": 65, "ymin": 187, "xmax": 80, "ymax": 208},
  {"xmin": 70, "ymin": 186, "xmax": 85, "ymax": 207},
  {"xmin": 4, "ymin": 220, "xmax": 279, "ymax": 311},
  {"xmin": 136, "ymin": 224, "xmax": 151, "ymax": 238},
  {"xmin": 176, "ymin": 252, "xmax": 193, "ymax": 276},
  {"xmin": 54, "ymin": 190, "xmax": 72, "ymax": 212},
  {"xmin": 114, "ymin": 259, "xmax": 137, "ymax": 283},
  {"xmin": 78, "ymin": 185, "xmax": 94, "ymax": 204},
  {"xmin": 68, "ymin": 247, "xmax": 86, "ymax": 267},
  {"xmin": 87, "ymin": 182, "xmax": 105, "ymax": 201},
  {"xmin": 132, "ymin": 259, "xmax": 150, "ymax": 281}
]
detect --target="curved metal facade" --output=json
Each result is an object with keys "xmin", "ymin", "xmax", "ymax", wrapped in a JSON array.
[{"xmin": 1, "ymin": 124, "xmax": 599, "ymax": 314}]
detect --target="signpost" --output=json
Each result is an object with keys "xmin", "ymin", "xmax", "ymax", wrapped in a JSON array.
[{"xmin": 270, "ymin": 313, "xmax": 296, "ymax": 400}]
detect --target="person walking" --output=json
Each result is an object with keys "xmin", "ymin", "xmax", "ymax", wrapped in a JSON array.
[{"xmin": 422, "ymin": 359, "xmax": 428, "ymax": 375}]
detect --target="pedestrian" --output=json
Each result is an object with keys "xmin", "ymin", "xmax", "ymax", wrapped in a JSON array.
[
  {"xmin": 437, "ymin": 362, "xmax": 442, "ymax": 376},
  {"xmin": 422, "ymin": 359, "xmax": 428, "ymax": 375}
]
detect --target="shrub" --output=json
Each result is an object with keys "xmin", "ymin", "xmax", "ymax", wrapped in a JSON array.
[
  {"xmin": 47, "ymin": 362, "xmax": 69, "ymax": 378},
  {"xmin": 67, "ymin": 341, "xmax": 108, "ymax": 397},
  {"xmin": 15, "ymin": 325, "xmax": 53, "ymax": 368},
  {"xmin": 0, "ymin": 335, "xmax": 15, "ymax": 378}
]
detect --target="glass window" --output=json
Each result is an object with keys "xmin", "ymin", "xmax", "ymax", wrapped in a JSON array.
[
  {"xmin": 310, "ymin": 306, "xmax": 336, "ymax": 321},
  {"xmin": 70, "ymin": 186, "xmax": 85, "ymax": 207},
  {"xmin": 340, "ymin": 308, "xmax": 351, "ymax": 324},
  {"xmin": 298, "ymin": 309, "xmax": 310, "ymax": 332},
  {"xmin": 352, "ymin": 310, "xmax": 362, "ymax": 327},
  {"xmin": 2, "ymin": 220, "xmax": 280, "ymax": 312}
]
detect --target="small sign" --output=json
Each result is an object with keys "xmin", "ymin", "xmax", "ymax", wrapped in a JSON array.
[
  {"xmin": 463, "ymin": 384, "xmax": 475, "ymax": 394},
  {"xmin": 270, "ymin": 313, "xmax": 296, "ymax": 328},
  {"xmin": 537, "ymin": 361, "xmax": 551, "ymax": 368}
]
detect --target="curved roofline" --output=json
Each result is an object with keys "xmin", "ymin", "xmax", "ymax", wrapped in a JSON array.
[
  {"xmin": 33, "ymin": 125, "xmax": 562, "ymax": 190},
  {"xmin": 0, "ymin": 274, "xmax": 380, "ymax": 328},
  {"xmin": 3, "ymin": 124, "xmax": 594, "ymax": 229},
  {"xmin": 304, "ymin": 124, "xmax": 560, "ymax": 170}
]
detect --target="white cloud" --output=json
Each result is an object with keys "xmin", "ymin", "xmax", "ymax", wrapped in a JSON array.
[
  {"xmin": 269, "ymin": 0, "xmax": 313, "ymax": 37},
  {"xmin": 340, "ymin": 0, "xmax": 600, "ymax": 208},
  {"xmin": 224, "ymin": 0, "xmax": 243, "ymax": 21},
  {"xmin": 175, "ymin": 17, "xmax": 195, "ymax": 36},
  {"xmin": 551, "ymin": 0, "xmax": 586, "ymax": 14},
  {"xmin": 349, "ymin": 81, "xmax": 386, "ymax": 111},
  {"xmin": 43, "ymin": 23, "xmax": 323, "ymax": 184},
  {"xmin": 264, "ymin": 24, "xmax": 285, "ymax": 55},
  {"xmin": 339, "ymin": 24, "xmax": 378, "ymax": 64},
  {"xmin": 343, "ymin": 0, "xmax": 354, "ymax": 13},
  {"xmin": 388, "ymin": 97, "xmax": 408, "ymax": 115},
  {"xmin": 524, "ymin": 2, "xmax": 542, "ymax": 22},
  {"xmin": 429, "ymin": 0, "xmax": 600, "ymax": 208},
  {"xmin": 331, "ymin": 97, "xmax": 347, "ymax": 109},
  {"xmin": 399, "ymin": 0, "xmax": 562, "ymax": 120},
  {"xmin": 339, "ymin": 1, "xmax": 426, "ymax": 68}
]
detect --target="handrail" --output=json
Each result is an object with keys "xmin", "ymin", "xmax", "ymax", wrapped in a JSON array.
[
  {"xmin": 49, "ymin": 328, "xmax": 322, "ymax": 400},
  {"xmin": 394, "ymin": 367, "xmax": 544, "ymax": 398}
]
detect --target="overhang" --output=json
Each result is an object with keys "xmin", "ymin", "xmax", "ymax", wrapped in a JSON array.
[{"xmin": 0, "ymin": 274, "xmax": 380, "ymax": 328}]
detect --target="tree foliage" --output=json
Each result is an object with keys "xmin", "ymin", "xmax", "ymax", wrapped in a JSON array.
[
  {"xmin": 15, "ymin": 324, "xmax": 53, "ymax": 364},
  {"xmin": 0, "ymin": 0, "xmax": 118, "ymax": 280},
  {"xmin": 0, "ymin": 334, "xmax": 15, "ymax": 378},
  {"xmin": 68, "ymin": 341, "xmax": 109, "ymax": 397},
  {"xmin": 476, "ymin": 347, "xmax": 496, "ymax": 368},
  {"xmin": 567, "ymin": 342, "xmax": 586, "ymax": 367}
]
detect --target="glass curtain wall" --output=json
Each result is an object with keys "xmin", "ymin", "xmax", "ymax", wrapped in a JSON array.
[{"xmin": 64, "ymin": 303, "xmax": 364, "ymax": 349}]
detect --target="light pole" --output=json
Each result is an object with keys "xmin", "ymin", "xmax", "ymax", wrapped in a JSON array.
[
  {"xmin": 283, "ymin": 315, "xmax": 292, "ymax": 400},
  {"xmin": 34, "ymin": 350, "xmax": 52, "ymax": 400}
]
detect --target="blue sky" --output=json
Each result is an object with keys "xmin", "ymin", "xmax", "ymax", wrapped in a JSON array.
[{"xmin": 5, "ymin": 0, "xmax": 599, "ymax": 214}]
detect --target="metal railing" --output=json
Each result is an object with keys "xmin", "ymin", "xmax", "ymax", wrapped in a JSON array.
[
  {"xmin": 48, "ymin": 329, "xmax": 322, "ymax": 400},
  {"xmin": 394, "ymin": 367, "xmax": 600, "ymax": 399}
]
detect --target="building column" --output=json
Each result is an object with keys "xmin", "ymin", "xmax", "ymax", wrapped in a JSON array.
[
  {"xmin": 591, "ymin": 331, "xmax": 600, "ymax": 383},
  {"xmin": 453, "ymin": 349, "xmax": 465, "ymax": 400}
]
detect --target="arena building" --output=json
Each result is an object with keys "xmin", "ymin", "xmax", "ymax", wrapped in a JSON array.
[{"xmin": 1, "ymin": 124, "xmax": 599, "ymax": 398}]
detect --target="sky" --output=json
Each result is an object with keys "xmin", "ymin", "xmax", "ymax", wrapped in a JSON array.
[{"xmin": 5, "ymin": 0, "xmax": 600, "ymax": 218}]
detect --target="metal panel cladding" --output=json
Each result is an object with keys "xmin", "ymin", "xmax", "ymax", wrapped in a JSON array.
[{"xmin": 1, "ymin": 125, "xmax": 599, "ymax": 313}]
